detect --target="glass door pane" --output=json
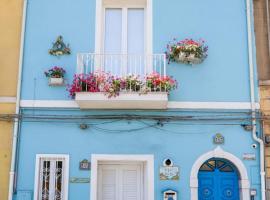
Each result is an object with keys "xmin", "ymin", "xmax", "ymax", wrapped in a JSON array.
[
  {"xmin": 127, "ymin": 8, "xmax": 145, "ymax": 77},
  {"xmin": 104, "ymin": 8, "xmax": 122, "ymax": 75}
]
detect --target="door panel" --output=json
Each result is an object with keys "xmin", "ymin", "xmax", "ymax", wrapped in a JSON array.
[
  {"xmin": 198, "ymin": 159, "xmax": 240, "ymax": 200},
  {"xmin": 104, "ymin": 8, "xmax": 122, "ymax": 54},
  {"xmin": 98, "ymin": 166, "xmax": 118, "ymax": 200},
  {"xmin": 98, "ymin": 164, "xmax": 142, "ymax": 200},
  {"xmin": 198, "ymin": 173, "xmax": 215, "ymax": 200}
]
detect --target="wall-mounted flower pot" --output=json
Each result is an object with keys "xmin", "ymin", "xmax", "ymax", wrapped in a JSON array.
[
  {"xmin": 75, "ymin": 92, "xmax": 168, "ymax": 109},
  {"xmin": 48, "ymin": 77, "xmax": 64, "ymax": 86}
]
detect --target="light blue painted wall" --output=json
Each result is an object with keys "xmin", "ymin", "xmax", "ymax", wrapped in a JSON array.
[
  {"xmin": 21, "ymin": 0, "xmax": 258, "ymax": 102},
  {"xmin": 15, "ymin": 109, "xmax": 261, "ymax": 200},
  {"xmin": 16, "ymin": 0, "xmax": 262, "ymax": 200}
]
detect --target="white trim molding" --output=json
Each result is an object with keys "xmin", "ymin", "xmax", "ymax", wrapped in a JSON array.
[
  {"xmin": 90, "ymin": 154, "xmax": 154, "ymax": 200},
  {"xmin": 0, "ymin": 97, "xmax": 16, "ymax": 103},
  {"xmin": 190, "ymin": 146, "xmax": 250, "ymax": 200},
  {"xmin": 168, "ymin": 101, "xmax": 260, "ymax": 110},
  {"xmin": 20, "ymin": 100, "xmax": 260, "ymax": 110}
]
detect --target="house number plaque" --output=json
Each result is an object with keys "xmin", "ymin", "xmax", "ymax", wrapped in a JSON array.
[
  {"xmin": 213, "ymin": 133, "xmax": 224, "ymax": 144},
  {"xmin": 79, "ymin": 159, "xmax": 91, "ymax": 170}
]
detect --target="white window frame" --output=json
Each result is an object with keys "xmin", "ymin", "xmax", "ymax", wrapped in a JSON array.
[
  {"xmin": 90, "ymin": 154, "xmax": 154, "ymax": 200},
  {"xmin": 95, "ymin": 0, "xmax": 153, "ymax": 55},
  {"xmin": 33, "ymin": 154, "xmax": 70, "ymax": 200}
]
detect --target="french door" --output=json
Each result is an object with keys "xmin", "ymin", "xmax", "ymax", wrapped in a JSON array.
[
  {"xmin": 103, "ymin": 7, "xmax": 145, "ymax": 76},
  {"xmin": 98, "ymin": 163, "xmax": 143, "ymax": 200}
]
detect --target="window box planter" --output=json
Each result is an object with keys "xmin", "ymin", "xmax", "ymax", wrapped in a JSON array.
[
  {"xmin": 75, "ymin": 92, "xmax": 168, "ymax": 109},
  {"xmin": 48, "ymin": 77, "xmax": 64, "ymax": 86}
]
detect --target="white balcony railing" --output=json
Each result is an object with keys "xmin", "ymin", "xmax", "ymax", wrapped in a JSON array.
[
  {"xmin": 75, "ymin": 53, "xmax": 169, "ymax": 109},
  {"xmin": 77, "ymin": 53, "xmax": 167, "ymax": 77}
]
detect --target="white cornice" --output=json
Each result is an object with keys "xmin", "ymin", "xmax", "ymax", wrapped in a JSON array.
[
  {"xmin": 20, "ymin": 100, "xmax": 260, "ymax": 110},
  {"xmin": 0, "ymin": 97, "xmax": 16, "ymax": 103}
]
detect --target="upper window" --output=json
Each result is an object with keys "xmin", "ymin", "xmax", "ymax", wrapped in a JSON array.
[
  {"xmin": 34, "ymin": 155, "xmax": 69, "ymax": 200},
  {"xmin": 95, "ymin": 0, "xmax": 152, "ymax": 56},
  {"xmin": 95, "ymin": 0, "xmax": 152, "ymax": 76}
]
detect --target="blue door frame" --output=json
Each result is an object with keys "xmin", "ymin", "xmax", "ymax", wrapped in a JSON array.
[{"xmin": 198, "ymin": 159, "xmax": 240, "ymax": 200}]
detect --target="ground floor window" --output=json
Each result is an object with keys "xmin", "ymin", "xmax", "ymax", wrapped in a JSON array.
[{"xmin": 34, "ymin": 155, "xmax": 69, "ymax": 200}]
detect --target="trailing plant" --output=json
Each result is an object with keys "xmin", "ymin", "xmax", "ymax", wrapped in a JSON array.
[
  {"xmin": 166, "ymin": 38, "xmax": 208, "ymax": 64},
  {"xmin": 44, "ymin": 66, "xmax": 66, "ymax": 78},
  {"xmin": 67, "ymin": 71, "xmax": 177, "ymax": 98},
  {"xmin": 49, "ymin": 36, "xmax": 71, "ymax": 56},
  {"xmin": 146, "ymin": 72, "xmax": 177, "ymax": 92}
]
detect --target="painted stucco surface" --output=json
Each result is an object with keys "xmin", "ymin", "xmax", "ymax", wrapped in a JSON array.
[
  {"xmin": 0, "ymin": 104, "xmax": 15, "ymax": 200},
  {"xmin": 15, "ymin": 0, "xmax": 263, "ymax": 199},
  {"xmin": 0, "ymin": 0, "xmax": 22, "ymax": 96},
  {"xmin": 16, "ymin": 109, "xmax": 261, "ymax": 200},
  {"xmin": 21, "ymin": 0, "xmax": 258, "ymax": 102}
]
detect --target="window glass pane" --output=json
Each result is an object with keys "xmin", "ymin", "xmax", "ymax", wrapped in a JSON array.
[
  {"xmin": 208, "ymin": 160, "xmax": 215, "ymax": 168},
  {"xmin": 41, "ymin": 161, "xmax": 50, "ymax": 200},
  {"xmin": 105, "ymin": 8, "xmax": 122, "ymax": 54},
  {"xmin": 220, "ymin": 165, "xmax": 234, "ymax": 172},
  {"xmin": 216, "ymin": 160, "xmax": 225, "ymax": 169},
  {"xmin": 104, "ymin": 8, "xmax": 122, "ymax": 75},
  {"xmin": 55, "ymin": 161, "xmax": 63, "ymax": 200},
  {"xmin": 127, "ymin": 8, "xmax": 145, "ymax": 75},
  {"xmin": 127, "ymin": 8, "xmax": 144, "ymax": 54},
  {"xmin": 199, "ymin": 163, "xmax": 214, "ymax": 172}
]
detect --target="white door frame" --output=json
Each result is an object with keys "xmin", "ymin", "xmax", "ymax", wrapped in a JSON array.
[
  {"xmin": 90, "ymin": 154, "xmax": 154, "ymax": 200},
  {"xmin": 190, "ymin": 146, "xmax": 250, "ymax": 200}
]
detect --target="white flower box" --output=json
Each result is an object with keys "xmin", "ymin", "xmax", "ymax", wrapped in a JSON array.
[
  {"xmin": 75, "ymin": 92, "xmax": 168, "ymax": 109},
  {"xmin": 48, "ymin": 77, "xmax": 64, "ymax": 86}
]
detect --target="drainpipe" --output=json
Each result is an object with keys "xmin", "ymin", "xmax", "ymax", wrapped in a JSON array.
[
  {"xmin": 8, "ymin": 0, "xmax": 28, "ymax": 200},
  {"xmin": 246, "ymin": 0, "xmax": 266, "ymax": 200}
]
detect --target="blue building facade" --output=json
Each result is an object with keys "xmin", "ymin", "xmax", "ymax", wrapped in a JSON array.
[{"xmin": 12, "ymin": 0, "xmax": 264, "ymax": 200}]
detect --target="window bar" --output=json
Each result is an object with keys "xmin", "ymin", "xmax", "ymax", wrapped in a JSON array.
[
  {"xmin": 54, "ymin": 159, "xmax": 58, "ymax": 200},
  {"xmin": 135, "ymin": 55, "xmax": 137, "ymax": 78},
  {"xmin": 49, "ymin": 159, "xmax": 56, "ymax": 200},
  {"xmin": 110, "ymin": 55, "xmax": 113, "ymax": 75},
  {"xmin": 90, "ymin": 54, "xmax": 94, "ymax": 74},
  {"xmin": 85, "ymin": 55, "xmax": 89, "ymax": 74},
  {"xmin": 163, "ymin": 54, "xmax": 166, "ymax": 76}
]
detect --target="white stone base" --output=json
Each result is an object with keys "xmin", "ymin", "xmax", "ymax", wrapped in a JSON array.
[
  {"xmin": 75, "ymin": 92, "xmax": 168, "ymax": 109},
  {"xmin": 48, "ymin": 78, "xmax": 64, "ymax": 86}
]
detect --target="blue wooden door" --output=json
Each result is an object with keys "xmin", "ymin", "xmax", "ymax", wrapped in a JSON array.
[{"xmin": 198, "ymin": 159, "xmax": 240, "ymax": 200}]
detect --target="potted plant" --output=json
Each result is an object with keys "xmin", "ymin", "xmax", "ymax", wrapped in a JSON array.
[
  {"xmin": 166, "ymin": 38, "xmax": 208, "ymax": 65},
  {"xmin": 44, "ymin": 66, "xmax": 66, "ymax": 86},
  {"xmin": 67, "ymin": 71, "xmax": 177, "ymax": 109}
]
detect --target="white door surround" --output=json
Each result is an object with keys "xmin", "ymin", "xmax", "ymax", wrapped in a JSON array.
[
  {"xmin": 90, "ymin": 154, "xmax": 154, "ymax": 200},
  {"xmin": 190, "ymin": 146, "xmax": 250, "ymax": 200}
]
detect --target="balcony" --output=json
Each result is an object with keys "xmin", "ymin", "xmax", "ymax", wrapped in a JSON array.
[{"xmin": 74, "ymin": 53, "xmax": 171, "ymax": 109}]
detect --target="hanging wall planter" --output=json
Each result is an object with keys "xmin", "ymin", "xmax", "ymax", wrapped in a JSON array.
[
  {"xmin": 48, "ymin": 77, "xmax": 64, "ymax": 86},
  {"xmin": 166, "ymin": 38, "xmax": 208, "ymax": 65},
  {"xmin": 44, "ymin": 66, "xmax": 66, "ymax": 86},
  {"xmin": 49, "ymin": 36, "xmax": 71, "ymax": 56}
]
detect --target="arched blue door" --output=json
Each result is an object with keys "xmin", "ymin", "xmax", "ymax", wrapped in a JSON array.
[{"xmin": 198, "ymin": 158, "xmax": 240, "ymax": 200}]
